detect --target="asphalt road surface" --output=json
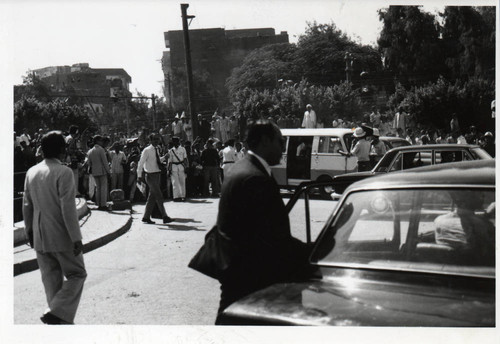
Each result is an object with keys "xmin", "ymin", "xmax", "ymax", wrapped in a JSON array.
[{"xmin": 14, "ymin": 197, "xmax": 337, "ymax": 325}]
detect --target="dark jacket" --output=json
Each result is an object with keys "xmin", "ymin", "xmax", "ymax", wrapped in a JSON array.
[{"xmin": 216, "ymin": 154, "xmax": 310, "ymax": 293}]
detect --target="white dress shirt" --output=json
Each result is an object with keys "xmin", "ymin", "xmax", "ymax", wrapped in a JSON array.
[{"xmin": 137, "ymin": 144, "xmax": 161, "ymax": 178}]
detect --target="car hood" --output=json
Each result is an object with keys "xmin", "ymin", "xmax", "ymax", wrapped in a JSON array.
[{"xmin": 221, "ymin": 269, "xmax": 495, "ymax": 326}]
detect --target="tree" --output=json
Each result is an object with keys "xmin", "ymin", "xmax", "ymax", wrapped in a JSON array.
[
  {"xmin": 14, "ymin": 96, "xmax": 96, "ymax": 134},
  {"xmin": 226, "ymin": 43, "xmax": 299, "ymax": 96},
  {"xmin": 441, "ymin": 6, "xmax": 496, "ymax": 81},
  {"xmin": 378, "ymin": 6, "xmax": 444, "ymax": 86},
  {"xmin": 295, "ymin": 22, "xmax": 382, "ymax": 86}
]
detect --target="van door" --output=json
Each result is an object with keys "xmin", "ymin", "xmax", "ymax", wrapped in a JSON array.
[
  {"xmin": 271, "ymin": 136, "xmax": 288, "ymax": 186},
  {"xmin": 311, "ymin": 135, "xmax": 353, "ymax": 180},
  {"xmin": 287, "ymin": 136, "xmax": 313, "ymax": 182}
]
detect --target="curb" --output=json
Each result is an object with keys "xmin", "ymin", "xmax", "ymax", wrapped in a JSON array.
[
  {"xmin": 13, "ymin": 214, "xmax": 133, "ymax": 277},
  {"xmin": 14, "ymin": 198, "xmax": 90, "ymax": 247}
]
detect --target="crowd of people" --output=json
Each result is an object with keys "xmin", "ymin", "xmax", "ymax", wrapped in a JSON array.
[{"xmin": 14, "ymin": 104, "xmax": 495, "ymax": 205}]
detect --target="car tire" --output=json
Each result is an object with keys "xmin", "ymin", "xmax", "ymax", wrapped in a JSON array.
[{"xmin": 316, "ymin": 175, "xmax": 333, "ymax": 200}]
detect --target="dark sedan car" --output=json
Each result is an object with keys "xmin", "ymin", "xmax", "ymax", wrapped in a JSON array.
[
  {"xmin": 218, "ymin": 160, "xmax": 495, "ymax": 326},
  {"xmin": 331, "ymin": 144, "xmax": 492, "ymax": 197}
]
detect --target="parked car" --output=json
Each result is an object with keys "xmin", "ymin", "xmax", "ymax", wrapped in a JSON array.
[
  {"xmin": 273, "ymin": 128, "xmax": 410, "ymax": 196},
  {"xmin": 218, "ymin": 160, "xmax": 496, "ymax": 326},
  {"xmin": 330, "ymin": 144, "xmax": 492, "ymax": 198}
]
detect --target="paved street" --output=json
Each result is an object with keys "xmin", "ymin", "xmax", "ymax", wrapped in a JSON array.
[{"xmin": 14, "ymin": 196, "xmax": 337, "ymax": 325}]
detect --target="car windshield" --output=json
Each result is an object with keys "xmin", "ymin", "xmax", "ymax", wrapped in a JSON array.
[
  {"xmin": 312, "ymin": 188, "xmax": 495, "ymax": 277},
  {"xmin": 470, "ymin": 147, "xmax": 493, "ymax": 159}
]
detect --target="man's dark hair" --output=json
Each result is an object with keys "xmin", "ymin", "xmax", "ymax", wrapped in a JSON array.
[
  {"xmin": 41, "ymin": 131, "xmax": 66, "ymax": 159},
  {"xmin": 93, "ymin": 135, "xmax": 103, "ymax": 144},
  {"xmin": 69, "ymin": 125, "xmax": 79, "ymax": 135},
  {"xmin": 245, "ymin": 119, "xmax": 279, "ymax": 151},
  {"xmin": 149, "ymin": 133, "xmax": 158, "ymax": 142}
]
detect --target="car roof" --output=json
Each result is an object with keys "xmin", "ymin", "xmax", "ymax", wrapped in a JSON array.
[
  {"xmin": 280, "ymin": 128, "xmax": 354, "ymax": 136},
  {"xmin": 345, "ymin": 160, "xmax": 495, "ymax": 191},
  {"xmin": 386, "ymin": 143, "xmax": 481, "ymax": 152}
]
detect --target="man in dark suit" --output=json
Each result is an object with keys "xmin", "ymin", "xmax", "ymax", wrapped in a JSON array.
[
  {"xmin": 214, "ymin": 120, "xmax": 311, "ymax": 324},
  {"xmin": 196, "ymin": 113, "xmax": 211, "ymax": 142}
]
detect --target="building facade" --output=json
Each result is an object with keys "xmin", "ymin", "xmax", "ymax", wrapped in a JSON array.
[
  {"xmin": 31, "ymin": 63, "xmax": 132, "ymax": 132},
  {"xmin": 162, "ymin": 27, "xmax": 289, "ymax": 113}
]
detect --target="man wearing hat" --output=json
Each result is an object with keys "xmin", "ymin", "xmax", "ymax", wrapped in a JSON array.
[
  {"xmin": 350, "ymin": 127, "xmax": 372, "ymax": 171},
  {"xmin": 302, "ymin": 104, "xmax": 317, "ymax": 128},
  {"xmin": 172, "ymin": 114, "xmax": 183, "ymax": 138},
  {"xmin": 87, "ymin": 135, "xmax": 110, "ymax": 210},
  {"xmin": 168, "ymin": 136, "xmax": 188, "ymax": 202}
]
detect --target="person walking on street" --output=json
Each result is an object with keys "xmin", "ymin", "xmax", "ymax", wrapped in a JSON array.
[
  {"xmin": 23, "ymin": 131, "xmax": 87, "ymax": 325},
  {"xmin": 302, "ymin": 104, "xmax": 317, "ymax": 128},
  {"xmin": 201, "ymin": 139, "xmax": 221, "ymax": 197},
  {"xmin": 168, "ymin": 136, "xmax": 188, "ymax": 202},
  {"xmin": 137, "ymin": 134, "xmax": 173, "ymax": 224},
  {"xmin": 87, "ymin": 135, "xmax": 110, "ymax": 210},
  {"xmin": 212, "ymin": 120, "xmax": 311, "ymax": 324}
]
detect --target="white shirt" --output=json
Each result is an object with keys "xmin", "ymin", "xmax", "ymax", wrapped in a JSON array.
[
  {"xmin": 247, "ymin": 150, "xmax": 271, "ymax": 176},
  {"xmin": 221, "ymin": 146, "xmax": 237, "ymax": 163},
  {"xmin": 302, "ymin": 109, "xmax": 317, "ymax": 128},
  {"xmin": 137, "ymin": 144, "xmax": 161, "ymax": 178},
  {"xmin": 168, "ymin": 145, "xmax": 187, "ymax": 171}
]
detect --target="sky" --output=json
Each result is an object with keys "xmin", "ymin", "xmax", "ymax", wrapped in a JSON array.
[{"xmin": 1, "ymin": 0, "xmax": 482, "ymax": 99}]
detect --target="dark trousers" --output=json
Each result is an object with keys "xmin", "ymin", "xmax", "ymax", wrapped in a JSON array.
[
  {"xmin": 203, "ymin": 166, "xmax": 220, "ymax": 196},
  {"xmin": 144, "ymin": 172, "xmax": 167, "ymax": 219},
  {"xmin": 357, "ymin": 161, "xmax": 372, "ymax": 172}
]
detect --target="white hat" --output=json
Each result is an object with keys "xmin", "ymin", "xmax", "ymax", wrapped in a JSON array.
[
  {"xmin": 175, "ymin": 113, "xmax": 179, "ymax": 119},
  {"xmin": 484, "ymin": 131, "xmax": 493, "ymax": 137},
  {"xmin": 372, "ymin": 128, "xmax": 380, "ymax": 137},
  {"xmin": 181, "ymin": 113, "xmax": 186, "ymax": 119},
  {"xmin": 353, "ymin": 127, "xmax": 366, "ymax": 138}
]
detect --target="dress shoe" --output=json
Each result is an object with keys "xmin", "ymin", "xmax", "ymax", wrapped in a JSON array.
[
  {"xmin": 142, "ymin": 218, "xmax": 155, "ymax": 224},
  {"xmin": 40, "ymin": 312, "xmax": 71, "ymax": 325},
  {"xmin": 173, "ymin": 198, "xmax": 182, "ymax": 202},
  {"xmin": 97, "ymin": 206, "xmax": 108, "ymax": 211},
  {"xmin": 163, "ymin": 216, "xmax": 173, "ymax": 224}
]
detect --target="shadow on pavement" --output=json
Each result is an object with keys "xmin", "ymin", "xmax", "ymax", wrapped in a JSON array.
[
  {"xmin": 158, "ymin": 224, "xmax": 206, "ymax": 231},
  {"xmin": 183, "ymin": 199, "xmax": 211, "ymax": 204},
  {"xmin": 171, "ymin": 218, "xmax": 202, "ymax": 224}
]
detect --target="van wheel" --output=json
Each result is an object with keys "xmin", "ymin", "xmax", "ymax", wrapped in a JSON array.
[{"xmin": 316, "ymin": 175, "xmax": 333, "ymax": 199}]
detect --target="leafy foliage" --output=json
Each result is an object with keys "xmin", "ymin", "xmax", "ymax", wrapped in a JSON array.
[
  {"xmin": 14, "ymin": 96, "xmax": 97, "ymax": 134},
  {"xmin": 441, "ymin": 6, "xmax": 496, "ymax": 81},
  {"xmin": 232, "ymin": 79, "xmax": 363, "ymax": 124},
  {"xmin": 378, "ymin": 6, "xmax": 444, "ymax": 86},
  {"xmin": 388, "ymin": 77, "xmax": 494, "ymax": 131}
]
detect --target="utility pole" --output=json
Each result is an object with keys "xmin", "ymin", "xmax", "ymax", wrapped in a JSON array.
[
  {"xmin": 180, "ymin": 3, "xmax": 197, "ymax": 138},
  {"xmin": 151, "ymin": 94, "xmax": 157, "ymax": 131}
]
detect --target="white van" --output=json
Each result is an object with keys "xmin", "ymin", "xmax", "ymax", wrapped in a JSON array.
[
  {"xmin": 272, "ymin": 128, "xmax": 410, "ymax": 192},
  {"xmin": 272, "ymin": 128, "xmax": 358, "ymax": 189}
]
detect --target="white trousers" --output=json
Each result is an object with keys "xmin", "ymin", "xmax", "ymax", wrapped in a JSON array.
[{"xmin": 170, "ymin": 168, "xmax": 186, "ymax": 199}]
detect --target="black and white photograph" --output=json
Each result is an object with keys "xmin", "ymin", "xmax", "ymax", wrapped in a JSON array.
[{"xmin": 1, "ymin": 0, "xmax": 498, "ymax": 343}]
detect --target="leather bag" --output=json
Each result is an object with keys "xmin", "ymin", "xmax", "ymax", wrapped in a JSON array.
[{"xmin": 188, "ymin": 225, "xmax": 234, "ymax": 280}]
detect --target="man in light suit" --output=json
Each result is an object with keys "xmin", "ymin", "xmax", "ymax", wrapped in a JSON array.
[
  {"xmin": 214, "ymin": 120, "xmax": 311, "ymax": 324},
  {"xmin": 23, "ymin": 131, "xmax": 87, "ymax": 324},
  {"xmin": 87, "ymin": 135, "xmax": 110, "ymax": 210}
]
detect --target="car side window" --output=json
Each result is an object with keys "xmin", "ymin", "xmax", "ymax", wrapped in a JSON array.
[
  {"xmin": 389, "ymin": 154, "xmax": 403, "ymax": 172},
  {"xmin": 318, "ymin": 136, "xmax": 342, "ymax": 154}
]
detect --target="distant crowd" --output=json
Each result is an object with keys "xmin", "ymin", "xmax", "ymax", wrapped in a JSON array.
[{"xmin": 14, "ymin": 103, "xmax": 495, "ymax": 204}]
